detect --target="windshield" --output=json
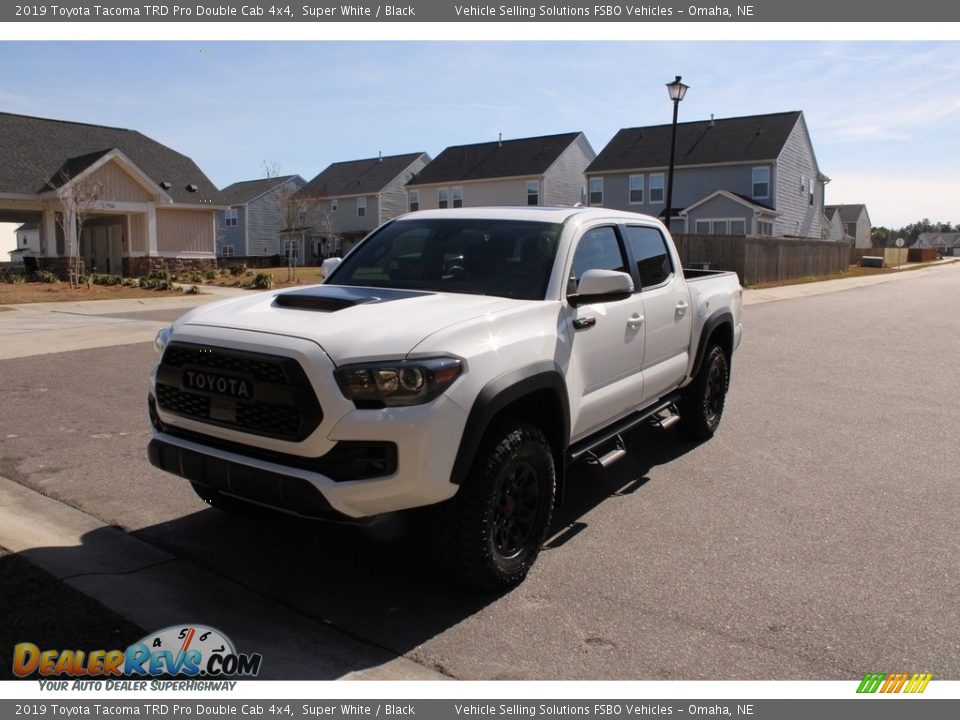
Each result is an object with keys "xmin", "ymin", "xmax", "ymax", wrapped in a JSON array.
[{"xmin": 328, "ymin": 218, "xmax": 562, "ymax": 300}]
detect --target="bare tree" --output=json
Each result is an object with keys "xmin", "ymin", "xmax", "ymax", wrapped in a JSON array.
[
  {"xmin": 41, "ymin": 166, "xmax": 104, "ymax": 287},
  {"xmin": 263, "ymin": 162, "xmax": 328, "ymax": 283}
]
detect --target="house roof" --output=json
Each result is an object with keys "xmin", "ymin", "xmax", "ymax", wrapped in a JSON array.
[
  {"xmin": 917, "ymin": 231, "xmax": 960, "ymax": 246},
  {"xmin": 0, "ymin": 112, "xmax": 221, "ymax": 204},
  {"xmin": 220, "ymin": 175, "xmax": 302, "ymax": 206},
  {"xmin": 298, "ymin": 152, "xmax": 428, "ymax": 199},
  {"xmin": 681, "ymin": 190, "xmax": 778, "ymax": 216},
  {"xmin": 586, "ymin": 111, "xmax": 803, "ymax": 173},
  {"xmin": 824, "ymin": 204, "xmax": 868, "ymax": 223},
  {"xmin": 407, "ymin": 132, "xmax": 585, "ymax": 186},
  {"xmin": 15, "ymin": 223, "xmax": 38, "ymax": 232}
]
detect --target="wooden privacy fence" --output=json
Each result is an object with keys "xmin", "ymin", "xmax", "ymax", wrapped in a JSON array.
[{"xmin": 672, "ymin": 234, "xmax": 852, "ymax": 286}]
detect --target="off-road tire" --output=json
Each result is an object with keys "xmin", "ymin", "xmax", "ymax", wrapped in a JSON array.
[
  {"xmin": 678, "ymin": 344, "xmax": 729, "ymax": 440},
  {"xmin": 433, "ymin": 423, "xmax": 556, "ymax": 591}
]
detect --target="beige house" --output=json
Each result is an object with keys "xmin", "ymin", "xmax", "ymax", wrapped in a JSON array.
[
  {"xmin": 406, "ymin": 132, "xmax": 595, "ymax": 211},
  {"xmin": 0, "ymin": 112, "xmax": 222, "ymax": 277}
]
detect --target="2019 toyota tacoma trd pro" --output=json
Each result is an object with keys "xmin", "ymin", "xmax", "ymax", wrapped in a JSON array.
[{"xmin": 147, "ymin": 207, "xmax": 742, "ymax": 589}]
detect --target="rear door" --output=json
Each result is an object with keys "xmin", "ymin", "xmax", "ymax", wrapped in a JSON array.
[{"xmin": 622, "ymin": 224, "xmax": 693, "ymax": 404}]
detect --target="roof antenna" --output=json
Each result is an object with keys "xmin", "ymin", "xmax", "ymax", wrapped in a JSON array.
[
  {"xmin": 378, "ymin": 150, "xmax": 383, "ymax": 162},
  {"xmin": 498, "ymin": 132, "xmax": 502, "ymax": 147},
  {"xmin": 709, "ymin": 114, "xmax": 715, "ymax": 127}
]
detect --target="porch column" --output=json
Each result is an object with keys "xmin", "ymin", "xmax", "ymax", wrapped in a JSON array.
[
  {"xmin": 41, "ymin": 205, "xmax": 57, "ymax": 256},
  {"xmin": 146, "ymin": 201, "xmax": 158, "ymax": 256}
]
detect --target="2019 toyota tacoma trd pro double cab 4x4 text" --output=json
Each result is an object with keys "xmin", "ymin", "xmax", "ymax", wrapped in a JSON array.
[{"xmin": 148, "ymin": 207, "xmax": 742, "ymax": 589}]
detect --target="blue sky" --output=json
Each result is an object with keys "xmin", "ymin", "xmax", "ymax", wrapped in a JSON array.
[{"xmin": 1, "ymin": 40, "xmax": 958, "ymax": 245}]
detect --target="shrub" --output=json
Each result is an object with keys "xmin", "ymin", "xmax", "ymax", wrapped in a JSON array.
[
  {"xmin": 36, "ymin": 270, "xmax": 60, "ymax": 284},
  {"xmin": 5, "ymin": 273, "xmax": 25, "ymax": 285},
  {"xmin": 185, "ymin": 284, "xmax": 201, "ymax": 295},
  {"xmin": 229, "ymin": 263, "xmax": 247, "ymax": 276},
  {"xmin": 219, "ymin": 267, "xmax": 231, "ymax": 277},
  {"xmin": 249, "ymin": 272, "xmax": 272, "ymax": 290},
  {"xmin": 147, "ymin": 268, "xmax": 171, "ymax": 282},
  {"xmin": 204, "ymin": 269, "xmax": 218, "ymax": 281}
]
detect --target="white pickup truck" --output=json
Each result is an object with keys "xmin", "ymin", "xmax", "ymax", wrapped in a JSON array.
[{"xmin": 148, "ymin": 207, "xmax": 742, "ymax": 589}]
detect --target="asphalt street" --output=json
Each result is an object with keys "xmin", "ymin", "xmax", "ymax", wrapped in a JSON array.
[{"xmin": 1, "ymin": 263, "xmax": 958, "ymax": 680}]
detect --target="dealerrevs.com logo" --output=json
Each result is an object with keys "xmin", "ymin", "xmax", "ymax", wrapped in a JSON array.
[{"xmin": 13, "ymin": 625, "xmax": 262, "ymax": 683}]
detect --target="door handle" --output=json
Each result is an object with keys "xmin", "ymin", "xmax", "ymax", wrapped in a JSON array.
[
  {"xmin": 675, "ymin": 300, "xmax": 688, "ymax": 317},
  {"xmin": 626, "ymin": 314, "xmax": 644, "ymax": 329},
  {"xmin": 572, "ymin": 316, "xmax": 597, "ymax": 330}
]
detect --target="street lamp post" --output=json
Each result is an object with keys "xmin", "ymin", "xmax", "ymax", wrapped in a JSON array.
[{"xmin": 665, "ymin": 75, "xmax": 689, "ymax": 234}]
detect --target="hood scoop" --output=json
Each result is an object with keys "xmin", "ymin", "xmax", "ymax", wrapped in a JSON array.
[{"xmin": 273, "ymin": 285, "xmax": 431, "ymax": 312}]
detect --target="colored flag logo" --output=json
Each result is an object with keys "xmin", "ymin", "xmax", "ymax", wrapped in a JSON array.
[{"xmin": 857, "ymin": 672, "xmax": 932, "ymax": 694}]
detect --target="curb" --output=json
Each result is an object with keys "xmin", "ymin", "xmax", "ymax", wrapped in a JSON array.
[{"xmin": 0, "ymin": 475, "xmax": 447, "ymax": 681}]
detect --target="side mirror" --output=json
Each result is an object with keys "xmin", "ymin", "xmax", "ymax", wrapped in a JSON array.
[
  {"xmin": 568, "ymin": 269, "xmax": 634, "ymax": 307},
  {"xmin": 320, "ymin": 257, "xmax": 341, "ymax": 281}
]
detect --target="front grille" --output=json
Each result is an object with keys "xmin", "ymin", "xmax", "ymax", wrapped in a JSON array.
[
  {"xmin": 156, "ymin": 384, "xmax": 210, "ymax": 420},
  {"xmin": 155, "ymin": 342, "xmax": 322, "ymax": 441},
  {"xmin": 162, "ymin": 345, "xmax": 286, "ymax": 383},
  {"xmin": 235, "ymin": 402, "xmax": 300, "ymax": 437}
]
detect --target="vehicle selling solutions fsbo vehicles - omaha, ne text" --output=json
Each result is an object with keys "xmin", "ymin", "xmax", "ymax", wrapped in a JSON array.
[{"xmin": 147, "ymin": 207, "xmax": 743, "ymax": 589}]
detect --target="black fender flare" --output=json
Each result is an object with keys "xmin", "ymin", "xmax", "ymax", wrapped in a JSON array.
[
  {"xmin": 450, "ymin": 361, "xmax": 570, "ymax": 487},
  {"xmin": 689, "ymin": 309, "xmax": 734, "ymax": 380}
]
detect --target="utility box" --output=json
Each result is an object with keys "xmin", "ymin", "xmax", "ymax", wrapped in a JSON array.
[{"xmin": 860, "ymin": 256, "xmax": 884, "ymax": 268}]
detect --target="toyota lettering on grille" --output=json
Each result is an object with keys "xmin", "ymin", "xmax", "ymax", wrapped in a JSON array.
[{"xmin": 183, "ymin": 370, "xmax": 253, "ymax": 399}]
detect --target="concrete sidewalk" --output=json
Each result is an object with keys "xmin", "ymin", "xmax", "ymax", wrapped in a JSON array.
[
  {"xmin": 0, "ymin": 474, "xmax": 446, "ymax": 680},
  {"xmin": 0, "ymin": 288, "xmax": 247, "ymax": 360},
  {"xmin": 743, "ymin": 258, "xmax": 958, "ymax": 305}
]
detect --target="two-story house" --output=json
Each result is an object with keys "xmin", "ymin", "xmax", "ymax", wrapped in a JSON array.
[
  {"xmin": 0, "ymin": 112, "xmax": 222, "ymax": 278},
  {"xmin": 294, "ymin": 152, "xmax": 430, "ymax": 262},
  {"xmin": 7, "ymin": 222, "xmax": 41, "ymax": 263},
  {"xmin": 585, "ymin": 111, "xmax": 829, "ymax": 239},
  {"xmin": 824, "ymin": 204, "xmax": 872, "ymax": 248},
  {"xmin": 217, "ymin": 175, "xmax": 306, "ymax": 258},
  {"xmin": 405, "ymin": 132, "xmax": 595, "ymax": 211}
]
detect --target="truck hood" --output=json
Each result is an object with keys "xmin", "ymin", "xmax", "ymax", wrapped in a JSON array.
[{"xmin": 175, "ymin": 284, "xmax": 520, "ymax": 365}]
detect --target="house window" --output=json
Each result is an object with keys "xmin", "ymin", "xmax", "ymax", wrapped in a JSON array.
[
  {"xmin": 649, "ymin": 174, "xmax": 664, "ymax": 204},
  {"xmin": 220, "ymin": 245, "xmax": 234, "ymax": 257},
  {"xmin": 730, "ymin": 219, "xmax": 746, "ymax": 235},
  {"xmin": 331, "ymin": 199, "xmax": 339, "ymax": 212},
  {"xmin": 298, "ymin": 209, "xmax": 307, "ymax": 224},
  {"xmin": 712, "ymin": 220, "xmax": 729, "ymax": 235},
  {"xmin": 408, "ymin": 190, "xmax": 420, "ymax": 212},
  {"xmin": 695, "ymin": 220, "xmax": 710, "ymax": 234},
  {"xmin": 21, "ymin": 237, "xmax": 28, "ymax": 246},
  {"xmin": 526, "ymin": 180, "xmax": 540, "ymax": 206},
  {"xmin": 752, "ymin": 167, "xmax": 770, "ymax": 199},
  {"xmin": 629, "ymin": 175, "xmax": 644, "ymax": 204},
  {"xmin": 757, "ymin": 220, "xmax": 774, "ymax": 236},
  {"xmin": 452, "ymin": 186, "xmax": 463, "ymax": 208},
  {"xmin": 224, "ymin": 208, "xmax": 238, "ymax": 227},
  {"xmin": 283, "ymin": 240, "xmax": 299, "ymax": 262},
  {"xmin": 809, "ymin": 179, "xmax": 815, "ymax": 206},
  {"xmin": 357, "ymin": 197, "xmax": 366, "ymax": 217},
  {"xmin": 588, "ymin": 177, "xmax": 603, "ymax": 206},
  {"xmin": 438, "ymin": 188, "xmax": 449, "ymax": 209}
]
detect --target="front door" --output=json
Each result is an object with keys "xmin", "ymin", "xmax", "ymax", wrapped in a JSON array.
[{"xmin": 564, "ymin": 225, "xmax": 646, "ymax": 440}]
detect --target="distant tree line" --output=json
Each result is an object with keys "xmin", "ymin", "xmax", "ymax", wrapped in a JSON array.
[{"xmin": 871, "ymin": 219, "xmax": 958, "ymax": 247}]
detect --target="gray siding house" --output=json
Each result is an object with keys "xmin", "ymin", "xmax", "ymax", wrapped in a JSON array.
[
  {"xmin": 217, "ymin": 175, "xmax": 306, "ymax": 258},
  {"xmin": 585, "ymin": 111, "xmax": 829, "ymax": 240},
  {"xmin": 824, "ymin": 204, "xmax": 872, "ymax": 248},
  {"xmin": 913, "ymin": 231, "xmax": 959, "ymax": 251},
  {"xmin": 406, "ymin": 132, "xmax": 595, "ymax": 211},
  {"xmin": 296, "ymin": 152, "xmax": 429, "ymax": 261}
]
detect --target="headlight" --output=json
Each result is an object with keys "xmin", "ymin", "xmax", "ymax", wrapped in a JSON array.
[
  {"xmin": 335, "ymin": 357, "xmax": 463, "ymax": 408},
  {"xmin": 154, "ymin": 326, "xmax": 173, "ymax": 355}
]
